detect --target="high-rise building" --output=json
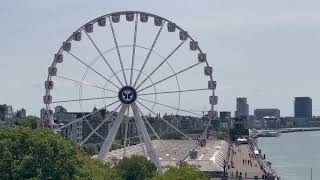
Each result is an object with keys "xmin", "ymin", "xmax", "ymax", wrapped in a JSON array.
[
  {"xmin": 16, "ymin": 108, "xmax": 26, "ymax": 118},
  {"xmin": 235, "ymin": 98, "xmax": 249, "ymax": 118},
  {"xmin": 220, "ymin": 111, "xmax": 231, "ymax": 120},
  {"xmin": 0, "ymin": 104, "xmax": 14, "ymax": 121},
  {"xmin": 254, "ymin": 109, "xmax": 280, "ymax": 119},
  {"xmin": 294, "ymin": 97, "xmax": 312, "ymax": 120}
]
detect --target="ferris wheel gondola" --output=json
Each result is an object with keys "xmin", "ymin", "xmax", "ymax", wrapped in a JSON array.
[{"xmin": 44, "ymin": 11, "xmax": 217, "ymax": 173}]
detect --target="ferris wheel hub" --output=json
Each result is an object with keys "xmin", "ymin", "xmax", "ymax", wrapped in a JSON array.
[{"xmin": 118, "ymin": 86, "xmax": 137, "ymax": 104}]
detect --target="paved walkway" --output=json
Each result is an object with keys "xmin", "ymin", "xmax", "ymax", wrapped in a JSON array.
[{"xmin": 228, "ymin": 143, "xmax": 266, "ymax": 179}]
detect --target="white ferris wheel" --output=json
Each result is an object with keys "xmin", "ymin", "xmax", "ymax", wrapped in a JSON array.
[{"xmin": 44, "ymin": 11, "xmax": 217, "ymax": 172}]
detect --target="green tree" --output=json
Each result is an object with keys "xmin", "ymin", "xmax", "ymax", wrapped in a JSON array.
[
  {"xmin": 115, "ymin": 155, "xmax": 157, "ymax": 180},
  {"xmin": 0, "ymin": 128, "xmax": 79, "ymax": 179},
  {"xmin": 151, "ymin": 165, "xmax": 209, "ymax": 180},
  {"xmin": 0, "ymin": 128, "xmax": 119, "ymax": 180},
  {"xmin": 81, "ymin": 143, "xmax": 99, "ymax": 156},
  {"xmin": 81, "ymin": 141, "xmax": 124, "ymax": 156},
  {"xmin": 216, "ymin": 128, "xmax": 230, "ymax": 140},
  {"xmin": 76, "ymin": 153, "xmax": 120, "ymax": 180},
  {"xmin": 15, "ymin": 116, "xmax": 38, "ymax": 129}
]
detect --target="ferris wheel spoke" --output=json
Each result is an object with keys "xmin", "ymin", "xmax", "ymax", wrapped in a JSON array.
[
  {"xmin": 51, "ymin": 96, "xmax": 118, "ymax": 104},
  {"xmin": 133, "ymin": 24, "xmax": 164, "ymax": 88},
  {"xmin": 123, "ymin": 107, "xmax": 130, "ymax": 157},
  {"xmin": 138, "ymin": 88, "xmax": 209, "ymax": 96},
  {"xmin": 159, "ymin": 127, "xmax": 169, "ymax": 138},
  {"xmin": 83, "ymin": 119, "xmax": 105, "ymax": 141},
  {"xmin": 80, "ymin": 103, "xmax": 122, "ymax": 146},
  {"xmin": 136, "ymin": 100, "xmax": 194, "ymax": 141},
  {"xmin": 56, "ymin": 100, "xmax": 120, "ymax": 131},
  {"xmin": 56, "ymin": 75, "xmax": 118, "ymax": 93},
  {"xmin": 138, "ymin": 97, "xmax": 203, "ymax": 117},
  {"xmin": 67, "ymin": 51, "xmax": 120, "ymax": 89},
  {"xmin": 136, "ymin": 41, "xmax": 185, "ymax": 90},
  {"xmin": 85, "ymin": 32, "xmax": 124, "ymax": 87},
  {"xmin": 98, "ymin": 104, "xmax": 128, "ymax": 160},
  {"xmin": 130, "ymin": 14, "xmax": 139, "ymax": 86},
  {"xmin": 138, "ymin": 62, "xmax": 201, "ymax": 93},
  {"xmin": 131, "ymin": 102, "xmax": 162, "ymax": 172},
  {"xmin": 108, "ymin": 17, "xmax": 128, "ymax": 85},
  {"xmin": 136, "ymin": 105, "xmax": 170, "ymax": 157}
]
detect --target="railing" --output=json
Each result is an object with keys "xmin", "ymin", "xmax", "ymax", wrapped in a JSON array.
[{"xmin": 248, "ymin": 139, "xmax": 280, "ymax": 180}]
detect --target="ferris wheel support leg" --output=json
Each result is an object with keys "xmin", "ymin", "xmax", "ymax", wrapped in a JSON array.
[
  {"xmin": 131, "ymin": 103, "xmax": 163, "ymax": 174},
  {"xmin": 138, "ymin": 134, "xmax": 147, "ymax": 157},
  {"xmin": 133, "ymin": 115, "xmax": 147, "ymax": 156},
  {"xmin": 123, "ymin": 117, "xmax": 129, "ymax": 157},
  {"xmin": 97, "ymin": 104, "xmax": 128, "ymax": 160},
  {"xmin": 49, "ymin": 116, "xmax": 54, "ymax": 129}
]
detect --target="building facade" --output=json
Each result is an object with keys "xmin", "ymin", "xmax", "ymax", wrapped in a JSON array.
[
  {"xmin": 219, "ymin": 111, "xmax": 233, "ymax": 129},
  {"xmin": 235, "ymin": 97, "xmax": 249, "ymax": 118},
  {"xmin": 0, "ymin": 104, "xmax": 14, "ymax": 121},
  {"xmin": 54, "ymin": 106, "xmax": 118, "ymax": 145},
  {"xmin": 81, "ymin": 108, "xmax": 116, "ymax": 144},
  {"xmin": 220, "ymin": 111, "xmax": 231, "ymax": 120},
  {"xmin": 16, "ymin": 108, "xmax": 26, "ymax": 118},
  {"xmin": 294, "ymin": 97, "xmax": 312, "ymax": 120},
  {"xmin": 254, "ymin": 109, "xmax": 280, "ymax": 119},
  {"xmin": 162, "ymin": 114, "xmax": 205, "ymax": 133},
  {"xmin": 55, "ymin": 112, "xmax": 83, "ymax": 144}
]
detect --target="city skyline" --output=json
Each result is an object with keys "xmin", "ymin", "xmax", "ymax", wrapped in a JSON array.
[
  {"xmin": 1, "ymin": 1, "xmax": 320, "ymax": 116},
  {"xmin": 3, "ymin": 95, "xmax": 318, "ymax": 118}
]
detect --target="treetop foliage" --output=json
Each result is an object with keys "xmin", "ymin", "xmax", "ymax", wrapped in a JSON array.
[
  {"xmin": 151, "ymin": 165, "xmax": 209, "ymax": 180},
  {"xmin": 0, "ymin": 128, "xmax": 209, "ymax": 180},
  {"xmin": 114, "ymin": 155, "xmax": 157, "ymax": 180},
  {"xmin": 0, "ymin": 128, "xmax": 117, "ymax": 180}
]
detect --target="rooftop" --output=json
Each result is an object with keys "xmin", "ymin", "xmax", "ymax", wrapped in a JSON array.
[{"xmin": 98, "ymin": 140, "xmax": 229, "ymax": 172}]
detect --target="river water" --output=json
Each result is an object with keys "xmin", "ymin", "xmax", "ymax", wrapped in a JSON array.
[{"xmin": 258, "ymin": 131, "xmax": 320, "ymax": 180}]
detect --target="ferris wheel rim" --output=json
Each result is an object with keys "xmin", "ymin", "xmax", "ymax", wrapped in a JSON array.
[
  {"xmin": 45, "ymin": 10, "xmax": 215, "ymax": 107},
  {"xmin": 44, "ymin": 11, "xmax": 216, "ymax": 171}
]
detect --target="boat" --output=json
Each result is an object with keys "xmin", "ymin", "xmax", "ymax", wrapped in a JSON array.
[{"xmin": 256, "ymin": 130, "xmax": 281, "ymax": 137}]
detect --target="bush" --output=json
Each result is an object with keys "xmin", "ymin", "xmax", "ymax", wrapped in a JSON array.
[
  {"xmin": 151, "ymin": 165, "xmax": 209, "ymax": 180},
  {"xmin": 81, "ymin": 140, "xmax": 124, "ymax": 156},
  {"xmin": 81, "ymin": 143, "xmax": 100, "ymax": 156},
  {"xmin": 115, "ymin": 155, "xmax": 157, "ymax": 180},
  {"xmin": 76, "ymin": 153, "xmax": 119, "ymax": 180}
]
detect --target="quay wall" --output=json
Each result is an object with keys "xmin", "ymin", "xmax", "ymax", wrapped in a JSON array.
[
  {"xmin": 280, "ymin": 127, "xmax": 320, "ymax": 133},
  {"xmin": 248, "ymin": 141, "xmax": 280, "ymax": 180}
]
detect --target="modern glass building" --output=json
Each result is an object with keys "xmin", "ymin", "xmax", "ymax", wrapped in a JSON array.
[
  {"xmin": 294, "ymin": 97, "xmax": 312, "ymax": 120},
  {"xmin": 235, "ymin": 97, "xmax": 249, "ymax": 118}
]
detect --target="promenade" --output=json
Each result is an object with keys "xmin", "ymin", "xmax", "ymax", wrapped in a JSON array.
[{"xmin": 228, "ymin": 143, "xmax": 266, "ymax": 179}]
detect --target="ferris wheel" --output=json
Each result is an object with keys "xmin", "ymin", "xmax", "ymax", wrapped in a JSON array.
[{"xmin": 44, "ymin": 11, "xmax": 217, "ymax": 172}]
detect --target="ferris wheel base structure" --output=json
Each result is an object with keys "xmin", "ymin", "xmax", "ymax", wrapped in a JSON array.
[{"xmin": 96, "ymin": 139, "xmax": 229, "ymax": 175}]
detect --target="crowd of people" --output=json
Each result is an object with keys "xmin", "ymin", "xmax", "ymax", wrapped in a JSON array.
[{"xmin": 228, "ymin": 143, "xmax": 266, "ymax": 179}]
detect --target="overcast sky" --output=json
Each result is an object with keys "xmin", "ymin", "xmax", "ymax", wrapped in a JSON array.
[{"xmin": 1, "ymin": 0, "xmax": 320, "ymax": 116}]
